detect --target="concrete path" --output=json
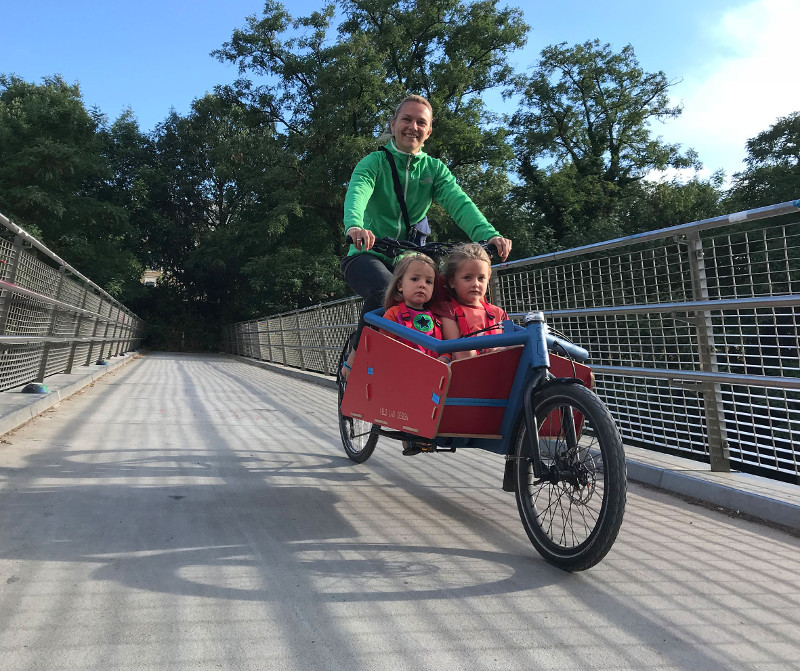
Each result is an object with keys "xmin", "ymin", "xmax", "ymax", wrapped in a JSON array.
[{"xmin": 1, "ymin": 352, "xmax": 798, "ymax": 670}]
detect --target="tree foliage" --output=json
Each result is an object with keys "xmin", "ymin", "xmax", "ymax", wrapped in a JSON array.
[
  {"xmin": 726, "ymin": 111, "xmax": 800, "ymax": 210},
  {"xmin": 0, "ymin": 74, "xmax": 144, "ymax": 295},
  {"xmin": 621, "ymin": 173, "xmax": 724, "ymax": 232},
  {"xmin": 512, "ymin": 40, "xmax": 704, "ymax": 244}
]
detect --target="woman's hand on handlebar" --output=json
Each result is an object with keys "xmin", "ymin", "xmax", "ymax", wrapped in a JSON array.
[
  {"xmin": 345, "ymin": 227, "xmax": 376, "ymax": 252},
  {"xmin": 489, "ymin": 236, "xmax": 512, "ymax": 261}
]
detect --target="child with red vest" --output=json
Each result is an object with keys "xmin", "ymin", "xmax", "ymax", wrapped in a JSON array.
[
  {"xmin": 380, "ymin": 253, "xmax": 452, "ymax": 362},
  {"xmin": 439, "ymin": 243, "xmax": 508, "ymax": 359}
]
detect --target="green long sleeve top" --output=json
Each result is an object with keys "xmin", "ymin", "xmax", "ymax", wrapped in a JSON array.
[{"xmin": 343, "ymin": 140, "xmax": 501, "ymax": 261}]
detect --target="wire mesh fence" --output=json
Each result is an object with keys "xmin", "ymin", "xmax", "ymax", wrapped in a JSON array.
[
  {"xmin": 0, "ymin": 211, "xmax": 144, "ymax": 392},
  {"xmin": 223, "ymin": 200, "xmax": 800, "ymax": 482}
]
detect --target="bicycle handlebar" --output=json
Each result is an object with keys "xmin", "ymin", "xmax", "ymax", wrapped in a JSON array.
[
  {"xmin": 346, "ymin": 236, "xmax": 497, "ymax": 261},
  {"xmin": 546, "ymin": 334, "xmax": 589, "ymax": 362}
]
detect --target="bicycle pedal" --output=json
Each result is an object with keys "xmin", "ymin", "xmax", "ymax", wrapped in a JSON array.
[{"xmin": 431, "ymin": 446, "xmax": 456, "ymax": 453}]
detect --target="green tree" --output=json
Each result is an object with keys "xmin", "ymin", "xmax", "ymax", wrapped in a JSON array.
[
  {"xmin": 513, "ymin": 40, "xmax": 700, "ymax": 244},
  {"xmin": 0, "ymin": 74, "xmax": 144, "ymax": 295},
  {"xmin": 620, "ymin": 173, "xmax": 723, "ymax": 232},
  {"xmin": 144, "ymin": 91, "xmax": 303, "ymax": 318},
  {"xmin": 726, "ymin": 111, "xmax": 800, "ymax": 210}
]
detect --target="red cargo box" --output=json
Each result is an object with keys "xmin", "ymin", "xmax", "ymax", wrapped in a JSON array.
[
  {"xmin": 340, "ymin": 329, "xmax": 450, "ymax": 439},
  {"xmin": 340, "ymin": 328, "xmax": 593, "ymax": 441}
]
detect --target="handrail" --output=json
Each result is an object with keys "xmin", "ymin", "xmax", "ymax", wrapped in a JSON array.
[
  {"xmin": 0, "ymin": 211, "xmax": 136, "ymax": 317},
  {"xmin": 516, "ymin": 294, "xmax": 800, "ymax": 318},
  {"xmin": 0, "ymin": 210, "xmax": 144, "ymax": 391},
  {"xmin": 496, "ymin": 199, "xmax": 800, "ymax": 271},
  {"xmin": 0, "ymin": 279, "xmax": 133, "ymax": 323}
]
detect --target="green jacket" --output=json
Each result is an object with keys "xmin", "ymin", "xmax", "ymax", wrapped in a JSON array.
[{"xmin": 343, "ymin": 140, "xmax": 501, "ymax": 261}]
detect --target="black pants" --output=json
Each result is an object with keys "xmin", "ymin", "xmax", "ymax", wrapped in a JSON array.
[{"xmin": 340, "ymin": 252, "xmax": 394, "ymax": 348}]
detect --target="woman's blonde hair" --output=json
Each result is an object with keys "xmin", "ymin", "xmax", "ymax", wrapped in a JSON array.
[
  {"xmin": 391, "ymin": 94, "xmax": 433, "ymax": 121},
  {"xmin": 441, "ymin": 243, "xmax": 492, "ymax": 294},
  {"xmin": 383, "ymin": 253, "xmax": 439, "ymax": 311}
]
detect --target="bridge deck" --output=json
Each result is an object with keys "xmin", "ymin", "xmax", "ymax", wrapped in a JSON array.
[{"xmin": 0, "ymin": 352, "xmax": 798, "ymax": 670}]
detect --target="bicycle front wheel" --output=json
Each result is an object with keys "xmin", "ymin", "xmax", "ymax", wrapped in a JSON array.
[
  {"xmin": 337, "ymin": 336, "xmax": 378, "ymax": 463},
  {"xmin": 513, "ymin": 382, "xmax": 626, "ymax": 571}
]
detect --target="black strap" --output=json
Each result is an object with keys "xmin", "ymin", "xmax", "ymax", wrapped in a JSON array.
[{"xmin": 379, "ymin": 147, "xmax": 411, "ymax": 238}]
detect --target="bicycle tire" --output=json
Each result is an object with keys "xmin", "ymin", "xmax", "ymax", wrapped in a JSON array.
[
  {"xmin": 513, "ymin": 382, "xmax": 626, "ymax": 571},
  {"xmin": 337, "ymin": 335, "xmax": 378, "ymax": 463}
]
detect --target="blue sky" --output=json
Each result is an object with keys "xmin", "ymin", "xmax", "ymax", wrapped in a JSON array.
[{"xmin": 2, "ymin": 0, "xmax": 798, "ymax": 183}]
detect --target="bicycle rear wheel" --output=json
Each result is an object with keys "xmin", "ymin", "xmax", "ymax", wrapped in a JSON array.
[
  {"xmin": 337, "ymin": 335, "xmax": 378, "ymax": 463},
  {"xmin": 513, "ymin": 382, "xmax": 626, "ymax": 571}
]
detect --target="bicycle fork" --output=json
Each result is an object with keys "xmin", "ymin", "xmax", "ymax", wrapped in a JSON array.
[
  {"xmin": 502, "ymin": 371, "xmax": 546, "ymax": 492},
  {"xmin": 522, "ymin": 373, "xmax": 547, "ymax": 479}
]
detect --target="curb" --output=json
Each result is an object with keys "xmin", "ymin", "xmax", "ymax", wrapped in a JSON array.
[
  {"xmin": 0, "ymin": 352, "xmax": 141, "ymax": 438},
  {"xmin": 626, "ymin": 458, "xmax": 800, "ymax": 531},
  {"xmin": 224, "ymin": 353, "xmax": 337, "ymax": 390}
]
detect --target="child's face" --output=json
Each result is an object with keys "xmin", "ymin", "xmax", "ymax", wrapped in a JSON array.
[
  {"xmin": 449, "ymin": 259, "xmax": 490, "ymax": 307},
  {"xmin": 399, "ymin": 260, "xmax": 436, "ymax": 309}
]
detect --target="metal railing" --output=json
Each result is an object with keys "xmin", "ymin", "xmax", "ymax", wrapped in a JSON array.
[
  {"xmin": 223, "ymin": 200, "xmax": 800, "ymax": 481},
  {"xmin": 0, "ymin": 211, "xmax": 144, "ymax": 391}
]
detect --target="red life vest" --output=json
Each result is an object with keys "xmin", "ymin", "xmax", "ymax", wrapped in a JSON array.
[
  {"xmin": 450, "ymin": 298, "xmax": 503, "ymax": 354},
  {"xmin": 393, "ymin": 306, "xmax": 442, "ymax": 358}
]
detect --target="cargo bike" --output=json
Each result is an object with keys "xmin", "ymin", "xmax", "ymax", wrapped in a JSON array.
[{"xmin": 337, "ymin": 238, "xmax": 626, "ymax": 571}]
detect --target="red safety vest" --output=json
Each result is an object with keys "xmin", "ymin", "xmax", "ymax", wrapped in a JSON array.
[
  {"xmin": 394, "ymin": 307, "xmax": 442, "ymax": 358},
  {"xmin": 450, "ymin": 298, "xmax": 502, "ymax": 354}
]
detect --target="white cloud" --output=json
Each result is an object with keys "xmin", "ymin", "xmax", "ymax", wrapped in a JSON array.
[{"xmin": 659, "ymin": 0, "xmax": 800, "ymax": 181}]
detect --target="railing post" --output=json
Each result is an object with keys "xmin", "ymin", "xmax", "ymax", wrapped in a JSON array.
[
  {"xmin": 250, "ymin": 320, "xmax": 259, "ymax": 359},
  {"xmin": 266, "ymin": 319, "xmax": 274, "ymax": 362},
  {"xmin": 98, "ymin": 302, "xmax": 113, "ymax": 361},
  {"xmin": 0, "ymin": 235, "xmax": 25, "ymax": 335},
  {"xmin": 85, "ymin": 298, "xmax": 103, "ymax": 366},
  {"xmin": 66, "ymin": 285, "xmax": 90, "ymax": 373},
  {"xmin": 278, "ymin": 316, "xmax": 287, "ymax": 366},
  {"xmin": 685, "ymin": 231, "xmax": 730, "ymax": 472},
  {"xmin": 320, "ymin": 326, "xmax": 330, "ymax": 376},
  {"xmin": 112, "ymin": 307, "xmax": 123, "ymax": 356},
  {"xmin": 255, "ymin": 320, "xmax": 266, "ymax": 361},
  {"xmin": 107, "ymin": 305, "xmax": 120, "ymax": 358},
  {"xmin": 489, "ymin": 272, "xmax": 501, "ymax": 308},
  {"xmin": 35, "ymin": 266, "xmax": 67, "ymax": 382},
  {"xmin": 295, "ymin": 311, "xmax": 306, "ymax": 370}
]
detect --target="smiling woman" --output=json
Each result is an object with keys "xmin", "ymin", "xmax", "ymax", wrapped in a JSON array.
[
  {"xmin": 388, "ymin": 97, "xmax": 432, "ymax": 154},
  {"xmin": 338, "ymin": 94, "xmax": 513, "ymax": 379}
]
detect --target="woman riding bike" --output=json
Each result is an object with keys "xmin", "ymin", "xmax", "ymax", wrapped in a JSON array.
[{"xmin": 340, "ymin": 94, "xmax": 512, "ymax": 377}]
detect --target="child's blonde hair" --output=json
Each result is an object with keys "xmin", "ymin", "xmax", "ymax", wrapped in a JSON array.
[
  {"xmin": 441, "ymin": 243, "xmax": 492, "ymax": 296},
  {"xmin": 383, "ymin": 253, "xmax": 439, "ymax": 310}
]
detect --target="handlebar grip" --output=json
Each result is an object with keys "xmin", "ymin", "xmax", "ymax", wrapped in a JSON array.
[{"xmin": 546, "ymin": 335, "xmax": 589, "ymax": 362}]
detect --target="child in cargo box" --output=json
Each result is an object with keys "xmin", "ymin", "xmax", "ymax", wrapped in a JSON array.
[
  {"xmin": 439, "ymin": 243, "xmax": 509, "ymax": 359},
  {"xmin": 380, "ymin": 253, "xmax": 452, "ymax": 363}
]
